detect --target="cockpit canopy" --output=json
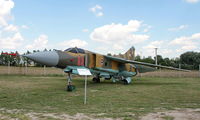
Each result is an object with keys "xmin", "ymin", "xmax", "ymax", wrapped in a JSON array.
[{"xmin": 64, "ymin": 47, "xmax": 85, "ymax": 54}]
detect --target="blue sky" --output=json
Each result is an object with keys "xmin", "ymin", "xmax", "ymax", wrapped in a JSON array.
[{"xmin": 0, "ymin": 0, "xmax": 200, "ymax": 58}]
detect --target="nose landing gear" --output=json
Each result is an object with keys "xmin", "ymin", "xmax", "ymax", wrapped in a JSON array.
[{"xmin": 66, "ymin": 73, "xmax": 76, "ymax": 91}]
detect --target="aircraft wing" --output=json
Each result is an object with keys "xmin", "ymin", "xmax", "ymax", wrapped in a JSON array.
[{"xmin": 105, "ymin": 56, "xmax": 190, "ymax": 72}]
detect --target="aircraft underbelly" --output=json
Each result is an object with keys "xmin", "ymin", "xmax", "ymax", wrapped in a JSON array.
[{"xmin": 119, "ymin": 71, "xmax": 137, "ymax": 77}]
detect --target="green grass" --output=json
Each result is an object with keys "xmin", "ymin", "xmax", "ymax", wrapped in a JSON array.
[
  {"xmin": 0, "ymin": 75, "xmax": 200, "ymax": 119},
  {"xmin": 162, "ymin": 115, "xmax": 174, "ymax": 120}
]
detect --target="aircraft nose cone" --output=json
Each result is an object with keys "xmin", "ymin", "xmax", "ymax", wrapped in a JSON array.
[{"xmin": 23, "ymin": 51, "xmax": 59, "ymax": 66}]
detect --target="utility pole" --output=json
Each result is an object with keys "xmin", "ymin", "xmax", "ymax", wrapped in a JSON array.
[
  {"xmin": 155, "ymin": 48, "xmax": 158, "ymax": 69},
  {"xmin": 199, "ymin": 64, "xmax": 200, "ymax": 71},
  {"xmin": 179, "ymin": 64, "xmax": 181, "ymax": 78},
  {"xmin": 199, "ymin": 64, "xmax": 200, "ymax": 78}
]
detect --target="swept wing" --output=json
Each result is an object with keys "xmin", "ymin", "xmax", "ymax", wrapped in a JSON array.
[{"xmin": 105, "ymin": 56, "xmax": 190, "ymax": 72}]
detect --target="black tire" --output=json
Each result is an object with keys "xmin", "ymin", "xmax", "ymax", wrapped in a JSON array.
[
  {"xmin": 96, "ymin": 78, "xmax": 100, "ymax": 83},
  {"xmin": 92, "ymin": 77, "xmax": 97, "ymax": 82},
  {"xmin": 66, "ymin": 85, "xmax": 75, "ymax": 91},
  {"xmin": 123, "ymin": 79, "xmax": 128, "ymax": 85},
  {"xmin": 92, "ymin": 77, "xmax": 100, "ymax": 83}
]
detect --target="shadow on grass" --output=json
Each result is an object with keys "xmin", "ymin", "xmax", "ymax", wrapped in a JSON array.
[
  {"xmin": 85, "ymin": 81, "xmax": 183, "ymax": 87},
  {"xmin": 133, "ymin": 82, "xmax": 183, "ymax": 86},
  {"xmin": 60, "ymin": 78, "xmax": 185, "ymax": 88}
]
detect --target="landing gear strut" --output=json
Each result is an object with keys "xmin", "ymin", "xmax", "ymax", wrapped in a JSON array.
[{"xmin": 66, "ymin": 73, "xmax": 75, "ymax": 91}]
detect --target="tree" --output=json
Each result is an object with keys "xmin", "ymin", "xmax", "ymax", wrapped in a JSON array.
[
  {"xmin": 180, "ymin": 51, "xmax": 200, "ymax": 70},
  {"xmin": 107, "ymin": 53, "xmax": 112, "ymax": 56},
  {"xmin": 135, "ymin": 55, "xmax": 141, "ymax": 61},
  {"xmin": 141, "ymin": 56, "xmax": 154, "ymax": 64},
  {"xmin": 163, "ymin": 58, "xmax": 171, "ymax": 66}
]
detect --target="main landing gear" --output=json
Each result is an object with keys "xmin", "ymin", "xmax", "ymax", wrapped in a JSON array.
[
  {"xmin": 92, "ymin": 76, "xmax": 100, "ymax": 83},
  {"xmin": 66, "ymin": 73, "xmax": 75, "ymax": 91}
]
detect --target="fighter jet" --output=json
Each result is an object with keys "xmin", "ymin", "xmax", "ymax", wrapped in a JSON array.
[{"xmin": 24, "ymin": 47, "xmax": 189, "ymax": 91}]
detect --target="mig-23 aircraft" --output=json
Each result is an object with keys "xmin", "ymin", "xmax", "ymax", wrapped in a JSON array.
[{"xmin": 23, "ymin": 47, "xmax": 189, "ymax": 91}]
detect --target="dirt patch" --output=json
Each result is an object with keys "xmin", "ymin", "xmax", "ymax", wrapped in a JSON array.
[
  {"xmin": 140, "ymin": 108, "xmax": 200, "ymax": 120},
  {"xmin": 0, "ymin": 108, "xmax": 119, "ymax": 120},
  {"xmin": 2, "ymin": 108, "xmax": 200, "ymax": 120}
]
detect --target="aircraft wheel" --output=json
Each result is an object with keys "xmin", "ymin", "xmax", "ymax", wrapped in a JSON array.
[
  {"xmin": 92, "ymin": 77, "xmax": 97, "ymax": 82},
  {"xmin": 66, "ymin": 85, "xmax": 76, "ymax": 91},
  {"xmin": 92, "ymin": 77, "xmax": 100, "ymax": 83},
  {"xmin": 97, "ymin": 78, "xmax": 100, "ymax": 83},
  {"xmin": 123, "ymin": 79, "xmax": 128, "ymax": 85}
]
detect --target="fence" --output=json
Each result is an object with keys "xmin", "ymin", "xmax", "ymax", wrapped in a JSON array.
[
  {"xmin": 0, "ymin": 66, "xmax": 64, "ymax": 76},
  {"xmin": 139, "ymin": 70, "xmax": 200, "ymax": 78},
  {"xmin": 0, "ymin": 66, "xmax": 199, "ymax": 78}
]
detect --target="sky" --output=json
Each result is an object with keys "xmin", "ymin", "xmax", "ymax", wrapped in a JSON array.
[{"xmin": 0, "ymin": 0, "xmax": 200, "ymax": 58}]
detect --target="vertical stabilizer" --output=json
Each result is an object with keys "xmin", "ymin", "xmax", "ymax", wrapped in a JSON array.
[
  {"xmin": 113, "ymin": 46, "xmax": 135, "ymax": 60},
  {"xmin": 124, "ymin": 46, "xmax": 135, "ymax": 60}
]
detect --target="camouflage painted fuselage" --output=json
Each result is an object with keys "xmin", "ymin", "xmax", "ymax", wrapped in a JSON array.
[
  {"xmin": 55, "ymin": 48, "xmax": 137, "ymax": 83},
  {"xmin": 24, "ymin": 47, "xmax": 189, "ymax": 85}
]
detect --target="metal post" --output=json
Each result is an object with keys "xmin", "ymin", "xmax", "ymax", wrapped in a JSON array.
[
  {"xmin": 179, "ymin": 64, "xmax": 181, "ymax": 78},
  {"xmin": 25, "ymin": 61, "xmax": 27, "ymax": 75},
  {"xmin": 84, "ymin": 54, "xmax": 88, "ymax": 105},
  {"xmin": 155, "ymin": 48, "xmax": 158, "ymax": 69},
  {"xmin": 199, "ymin": 64, "xmax": 200, "ymax": 71},
  {"xmin": 155, "ymin": 48, "xmax": 158, "ymax": 65},
  {"xmin": 43, "ymin": 65, "xmax": 46, "ymax": 76},
  {"xmin": 62, "ymin": 70, "xmax": 65, "ymax": 76},
  {"xmin": 199, "ymin": 64, "xmax": 200, "ymax": 77},
  {"xmin": 8, "ymin": 61, "xmax": 10, "ymax": 75},
  {"xmin": 84, "ymin": 75, "xmax": 87, "ymax": 105}
]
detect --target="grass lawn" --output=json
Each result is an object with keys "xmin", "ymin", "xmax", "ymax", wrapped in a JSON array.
[{"xmin": 0, "ymin": 75, "xmax": 200, "ymax": 119}]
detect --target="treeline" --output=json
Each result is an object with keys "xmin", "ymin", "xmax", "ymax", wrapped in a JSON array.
[
  {"xmin": 134, "ymin": 51, "xmax": 200, "ymax": 70},
  {"xmin": 0, "ymin": 49, "xmax": 52, "ymax": 67},
  {"xmin": 0, "ymin": 49, "xmax": 200, "ymax": 70}
]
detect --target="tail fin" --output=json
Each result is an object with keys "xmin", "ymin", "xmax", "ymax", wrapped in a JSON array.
[
  {"xmin": 113, "ymin": 46, "xmax": 135, "ymax": 60},
  {"xmin": 124, "ymin": 46, "xmax": 135, "ymax": 60}
]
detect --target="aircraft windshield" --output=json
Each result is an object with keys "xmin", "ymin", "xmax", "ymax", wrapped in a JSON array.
[{"xmin": 65, "ymin": 47, "xmax": 85, "ymax": 54}]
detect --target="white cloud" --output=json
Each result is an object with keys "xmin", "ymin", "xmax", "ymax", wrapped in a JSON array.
[
  {"xmin": 90, "ymin": 4, "xmax": 104, "ymax": 17},
  {"xmin": 168, "ymin": 25, "xmax": 188, "ymax": 31},
  {"xmin": 143, "ymin": 41, "xmax": 164, "ymax": 49},
  {"xmin": 0, "ymin": 0, "xmax": 25, "ymax": 50},
  {"xmin": 113, "ymin": 44, "xmax": 123, "ymax": 50},
  {"xmin": 58, "ymin": 39, "xmax": 88, "ymax": 48},
  {"xmin": 96, "ymin": 12, "xmax": 103, "ymax": 17},
  {"xmin": 21, "ymin": 25, "xmax": 29, "ymax": 29},
  {"xmin": 0, "ymin": 0, "xmax": 14, "ymax": 26},
  {"xmin": 142, "ymin": 40, "xmax": 170, "ymax": 57},
  {"xmin": 143, "ymin": 24, "xmax": 152, "ymax": 32},
  {"xmin": 185, "ymin": 0, "xmax": 199, "ymax": 3},
  {"xmin": 82, "ymin": 29, "xmax": 89, "ymax": 32},
  {"xmin": 3, "ymin": 24, "xmax": 18, "ymax": 32},
  {"xmin": 170, "ymin": 33, "xmax": 200, "ymax": 52},
  {"xmin": 0, "ymin": 32, "xmax": 24, "ymax": 49},
  {"xmin": 90, "ymin": 20, "xmax": 150, "ymax": 53},
  {"xmin": 90, "ymin": 5, "xmax": 102, "ymax": 12},
  {"xmin": 26, "ymin": 34, "xmax": 48, "ymax": 49}
]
